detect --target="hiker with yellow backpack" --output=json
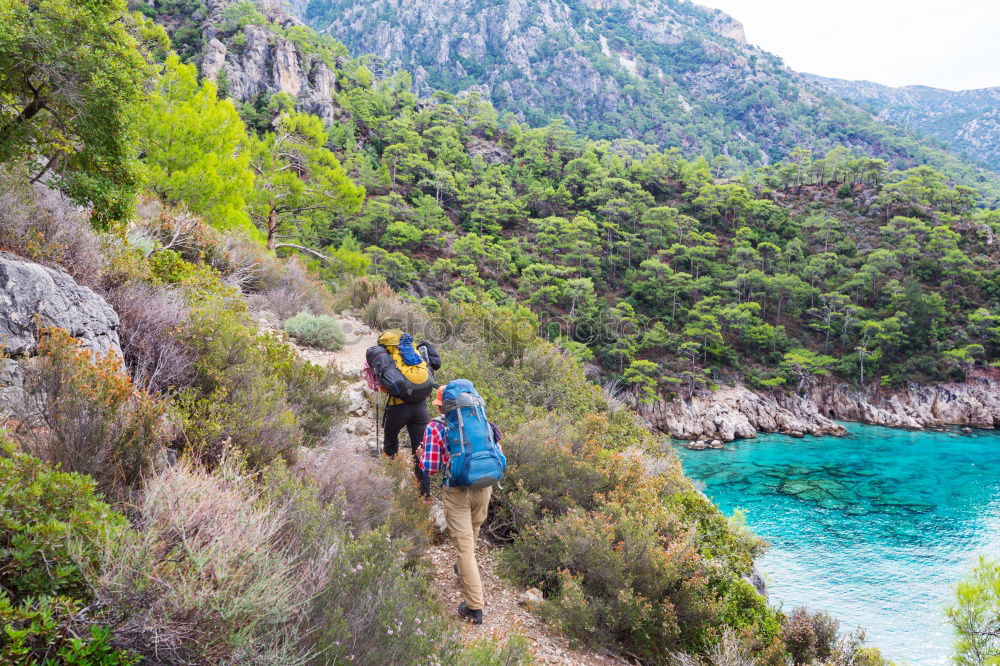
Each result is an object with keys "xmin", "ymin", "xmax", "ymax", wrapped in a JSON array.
[{"xmin": 364, "ymin": 330, "xmax": 441, "ymax": 497}]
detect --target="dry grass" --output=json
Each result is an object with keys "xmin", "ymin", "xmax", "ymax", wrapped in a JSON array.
[
  {"xmin": 0, "ymin": 171, "xmax": 103, "ymax": 286},
  {"xmin": 104, "ymin": 281, "xmax": 196, "ymax": 392},
  {"xmin": 96, "ymin": 457, "xmax": 319, "ymax": 665}
]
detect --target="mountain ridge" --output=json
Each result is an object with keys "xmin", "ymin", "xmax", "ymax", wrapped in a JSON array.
[
  {"xmin": 805, "ymin": 73, "xmax": 1000, "ymax": 171},
  {"xmin": 297, "ymin": 0, "xmax": 1000, "ymax": 201}
]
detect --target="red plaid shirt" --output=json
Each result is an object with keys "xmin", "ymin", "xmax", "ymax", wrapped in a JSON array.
[{"xmin": 420, "ymin": 418, "xmax": 503, "ymax": 475}]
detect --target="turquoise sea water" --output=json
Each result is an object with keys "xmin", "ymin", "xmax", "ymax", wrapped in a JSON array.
[{"xmin": 675, "ymin": 423, "xmax": 1000, "ymax": 665}]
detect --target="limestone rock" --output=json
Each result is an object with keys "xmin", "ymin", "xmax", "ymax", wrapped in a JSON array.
[
  {"xmin": 518, "ymin": 587, "xmax": 544, "ymax": 605},
  {"xmin": 201, "ymin": 38, "xmax": 228, "ymax": 82},
  {"xmin": 744, "ymin": 566, "xmax": 767, "ymax": 600},
  {"xmin": 643, "ymin": 376, "xmax": 1000, "ymax": 443},
  {"xmin": 808, "ymin": 377, "xmax": 1000, "ymax": 431},
  {"xmin": 0, "ymin": 252, "xmax": 121, "ymax": 358},
  {"xmin": 347, "ymin": 389, "xmax": 367, "ymax": 415},
  {"xmin": 208, "ymin": 22, "xmax": 338, "ymax": 123},
  {"xmin": 641, "ymin": 385, "xmax": 846, "ymax": 442},
  {"xmin": 429, "ymin": 501, "xmax": 449, "ymax": 534}
]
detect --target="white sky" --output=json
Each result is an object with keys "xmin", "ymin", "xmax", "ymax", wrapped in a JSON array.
[{"xmin": 698, "ymin": 0, "xmax": 1000, "ymax": 90}]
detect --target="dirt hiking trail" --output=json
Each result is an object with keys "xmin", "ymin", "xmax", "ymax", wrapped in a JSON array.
[{"xmin": 285, "ymin": 314, "xmax": 630, "ymax": 665}]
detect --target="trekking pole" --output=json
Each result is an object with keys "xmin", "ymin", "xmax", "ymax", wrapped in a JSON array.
[{"xmin": 374, "ymin": 393, "xmax": 381, "ymax": 457}]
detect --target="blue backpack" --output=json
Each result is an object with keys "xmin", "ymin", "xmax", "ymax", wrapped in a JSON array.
[{"xmin": 442, "ymin": 379, "xmax": 506, "ymax": 489}]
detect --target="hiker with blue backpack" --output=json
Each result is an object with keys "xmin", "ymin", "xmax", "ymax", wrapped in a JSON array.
[{"xmin": 418, "ymin": 380, "xmax": 506, "ymax": 624}]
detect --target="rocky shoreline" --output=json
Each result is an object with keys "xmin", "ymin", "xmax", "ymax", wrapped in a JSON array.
[{"xmin": 640, "ymin": 375, "xmax": 1000, "ymax": 444}]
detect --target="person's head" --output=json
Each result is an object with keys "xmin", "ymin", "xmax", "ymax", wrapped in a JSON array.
[{"xmin": 433, "ymin": 385, "xmax": 445, "ymax": 414}]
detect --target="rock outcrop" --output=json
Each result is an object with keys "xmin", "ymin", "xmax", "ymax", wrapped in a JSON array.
[
  {"xmin": 198, "ymin": 13, "xmax": 339, "ymax": 123},
  {"xmin": 807, "ymin": 377, "xmax": 1000, "ymax": 431},
  {"xmin": 642, "ymin": 375, "xmax": 1000, "ymax": 442},
  {"xmin": 0, "ymin": 252, "xmax": 121, "ymax": 358},
  {"xmin": 640, "ymin": 385, "xmax": 847, "ymax": 441}
]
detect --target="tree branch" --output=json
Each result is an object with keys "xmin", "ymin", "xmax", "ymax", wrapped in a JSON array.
[{"xmin": 273, "ymin": 243, "xmax": 343, "ymax": 266}]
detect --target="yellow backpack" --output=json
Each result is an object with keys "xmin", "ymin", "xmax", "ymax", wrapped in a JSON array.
[{"xmin": 369, "ymin": 330, "xmax": 434, "ymax": 403}]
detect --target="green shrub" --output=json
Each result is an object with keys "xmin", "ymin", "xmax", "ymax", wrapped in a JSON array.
[
  {"xmin": 949, "ymin": 557, "xmax": 1000, "ymax": 666},
  {"xmin": 0, "ymin": 440, "xmax": 127, "ymax": 603},
  {"xmin": 781, "ymin": 606, "xmax": 840, "ymax": 665},
  {"xmin": 496, "ymin": 413, "xmax": 778, "ymax": 660},
  {"xmin": 0, "ymin": 594, "xmax": 138, "ymax": 665},
  {"xmin": 5, "ymin": 327, "xmax": 167, "ymax": 498},
  {"xmin": 175, "ymin": 295, "xmax": 345, "ymax": 466},
  {"xmin": 284, "ymin": 311, "xmax": 345, "ymax": 350},
  {"xmin": 459, "ymin": 635, "xmax": 533, "ymax": 665},
  {"xmin": 149, "ymin": 248, "xmax": 197, "ymax": 283},
  {"xmin": 310, "ymin": 528, "xmax": 462, "ymax": 666}
]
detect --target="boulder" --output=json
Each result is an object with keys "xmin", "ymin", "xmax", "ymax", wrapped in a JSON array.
[
  {"xmin": 428, "ymin": 501, "xmax": 449, "ymax": 534},
  {"xmin": 0, "ymin": 252, "xmax": 121, "ymax": 358},
  {"xmin": 518, "ymin": 587, "xmax": 544, "ymax": 606},
  {"xmin": 744, "ymin": 566, "xmax": 768, "ymax": 600},
  {"xmin": 346, "ymin": 389, "xmax": 367, "ymax": 415}
]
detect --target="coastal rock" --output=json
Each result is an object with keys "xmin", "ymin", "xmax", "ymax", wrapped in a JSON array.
[
  {"xmin": 643, "ymin": 376, "xmax": 1000, "ymax": 442},
  {"xmin": 640, "ymin": 385, "xmax": 846, "ymax": 442},
  {"xmin": 0, "ymin": 252, "xmax": 121, "ymax": 358},
  {"xmin": 808, "ymin": 377, "xmax": 1000, "ymax": 430},
  {"xmin": 744, "ymin": 565, "xmax": 767, "ymax": 600}
]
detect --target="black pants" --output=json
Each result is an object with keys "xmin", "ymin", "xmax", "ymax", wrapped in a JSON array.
[{"xmin": 383, "ymin": 401, "xmax": 431, "ymax": 497}]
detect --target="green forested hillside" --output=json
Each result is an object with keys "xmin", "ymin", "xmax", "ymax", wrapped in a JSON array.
[
  {"xmin": 30, "ymin": 0, "xmax": 1000, "ymax": 402},
  {"xmin": 299, "ymin": 0, "xmax": 1000, "ymax": 202},
  {"xmin": 142, "ymin": 2, "xmax": 1000, "ymax": 401}
]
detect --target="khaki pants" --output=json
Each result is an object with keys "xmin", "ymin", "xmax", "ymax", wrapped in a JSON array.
[{"xmin": 442, "ymin": 485, "xmax": 493, "ymax": 611}]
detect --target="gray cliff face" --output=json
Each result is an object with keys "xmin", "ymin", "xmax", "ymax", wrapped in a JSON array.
[
  {"xmin": 198, "ymin": 10, "xmax": 339, "ymax": 123},
  {"xmin": 806, "ymin": 75, "xmax": 1000, "ymax": 171},
  {"xmin": 0, "ymin": 252, "xmax": 121, "ymax": 358},
  {"xmin": 642, "ymin": 377, "xmax": 1000, "ymax": 442}
]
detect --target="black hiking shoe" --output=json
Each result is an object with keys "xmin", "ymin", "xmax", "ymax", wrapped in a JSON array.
[{"xmin": 458, "ymin": 602, "xmax": 483, "ymax": 625}]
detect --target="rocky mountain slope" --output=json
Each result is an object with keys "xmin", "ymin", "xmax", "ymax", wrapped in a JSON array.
[
  {"xmin": 297, "ymin": 0, "xmax": 998, "ymax": 190},
  {"xmin": 806, "ymin": 75, "xmax": 1000, "ymax": 171}
]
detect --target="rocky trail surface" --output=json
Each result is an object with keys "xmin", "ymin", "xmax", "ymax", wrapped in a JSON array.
[
  {"xmin": 286, "ymin": 313, "xmax": 629, "ymax": 665},
  {"xmin": 425, "ymin": 543, "xmax": 630, "ymax": 665}
]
